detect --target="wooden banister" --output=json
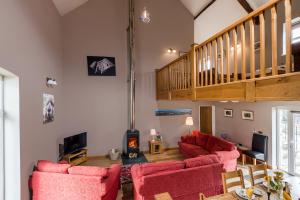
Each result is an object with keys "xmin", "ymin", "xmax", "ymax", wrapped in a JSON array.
[{"xmin": 156, "ymin": 0, "xmax": 294, "ymax": 101}]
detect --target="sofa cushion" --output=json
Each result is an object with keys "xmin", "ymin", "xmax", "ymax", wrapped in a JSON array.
[
  {"xmin": 136, "ymin": 160, "xmax": 184, "ymax": 177},
  {"xmin": 195, "ymin": 133, "xmax": 210, "ymax": 147},
  {"xmin": 192, "ymin": 130, "xmax": 201, "ymax": 136},
  {"xmin": 37, "ymin": 160, "xmax": 71, "ymax": 174},
  {"xmin": 181, "ymin": 135, "xmax": 196, "ymax": 145},
  {"xmin": 68, "ymin": 166, "xmax": 108, "ymax": 177},
  {"xmin": 206, "ymin": 136, "xmax": 236, "ymax": 152},
  {"xmin": 179, "ymin": 142, "xmax": 210, "ymax": 157},
  {"xmin": 184, "ymin": 155, "xmax": 220, "ymax": 168}
]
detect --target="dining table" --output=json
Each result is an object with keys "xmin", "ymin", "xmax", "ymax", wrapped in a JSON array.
[{"xmin": 205, "ymin": 185, "xmax": 293, "ymax": 200}]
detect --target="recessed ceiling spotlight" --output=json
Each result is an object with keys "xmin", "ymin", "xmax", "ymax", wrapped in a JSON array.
[{"xmin": 167, "ymin": 48, "xmax": 177, "ymax": 54}]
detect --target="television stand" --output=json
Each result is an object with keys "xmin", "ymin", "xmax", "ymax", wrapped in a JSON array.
[{"xmin": 64, "ymin": 149, "xmax": 88, "ymax": 165}]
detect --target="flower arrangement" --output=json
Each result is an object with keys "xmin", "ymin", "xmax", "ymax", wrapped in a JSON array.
[
  {"xmin": 264, "ymin": 171, "xmax": 292, "ymax": 200},
  {"xmin": 264, "ymin": 171, "xmax": 284, "ymax": 191}
]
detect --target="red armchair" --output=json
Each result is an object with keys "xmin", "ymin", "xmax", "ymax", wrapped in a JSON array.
[
  {"xmin": 131, "ymin": 155, "xmax": 224, "ymax": 200},
  {"xmin": 178, "ymin": 130, "xmax": 239, "ymax": 172},
  {"xmin": 32, "ymin": 160, "xmax": 121, "ymax": 200}
]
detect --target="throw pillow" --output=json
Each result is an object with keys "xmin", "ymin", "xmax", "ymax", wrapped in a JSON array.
[
  {"xmin": 138, "ymin": 160, "xmax": 184, "ymax": 177},
  {"xmin": 68, "ymin": 166, "xmax": 108, "ymax": 177},
  {"xmin": 37, "ymin": 160, "xmax": 71, "ymax": 174},
  {"xmin": 184, "ymin": 155, "xmax": 220, "ymax": 168}
]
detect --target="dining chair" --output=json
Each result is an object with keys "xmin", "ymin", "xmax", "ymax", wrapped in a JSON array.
[
  {"xmin": 222, "ymin": 169, "xmax": 245, "ymax": 193},
  {"xmin": 249, "ymin": 164, "xmax": 268, "ymax": 186},
  {"xmin": 154, "ymin": 192, "xmax": 173, "ymax": 200},
  {"xmin": 243, "ymin": 133, "xmax": 268, "ymax": 165},
  {"xmin": 199, "ymin": 193, "xmax": 206, "ymax": 200}
]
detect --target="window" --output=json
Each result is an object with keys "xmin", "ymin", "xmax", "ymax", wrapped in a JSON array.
[
  {"xmin": 282, "ymin": 17, "xmax": 300, "ymax": 55},
  {"xmin": 0, "ymin": 76, "xmax": 4, "ymax": 200}
]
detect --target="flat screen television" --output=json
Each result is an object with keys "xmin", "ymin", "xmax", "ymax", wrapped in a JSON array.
[{"xmin": 64, "ymin": 132, "xmax": 87, "ymax": 154}]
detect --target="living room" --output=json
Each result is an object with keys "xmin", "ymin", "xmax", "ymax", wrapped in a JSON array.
[{"xmin": 1, "ymin": 0, "xmax": 300, "ymax": 200}]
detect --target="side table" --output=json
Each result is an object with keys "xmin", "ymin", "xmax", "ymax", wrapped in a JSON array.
[{"xmin": 149, "ymin": 140, "xmax": 164, "ymax": 154}]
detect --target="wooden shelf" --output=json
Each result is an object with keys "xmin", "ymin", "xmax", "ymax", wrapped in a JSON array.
[{"xmin": 64, "ymin": 149, "xmax": 88, "ymax": 166}]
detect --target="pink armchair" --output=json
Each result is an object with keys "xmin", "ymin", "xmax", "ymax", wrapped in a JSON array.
[{"xmin": 32, "ymin": 160, "xmax": 121, "ymax": 200}]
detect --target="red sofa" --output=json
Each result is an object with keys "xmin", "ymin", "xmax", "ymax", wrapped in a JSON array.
[
  {"xmin": 178, "ymin": 130, "xmax": 239, "ymax": 172},
  {"xmin": 32, "ymin": 160, "xmax": 121, "ymax": 200},
  {"xmin": 131, "ymin": 155, "xmax": 224, "ymax": 200}
]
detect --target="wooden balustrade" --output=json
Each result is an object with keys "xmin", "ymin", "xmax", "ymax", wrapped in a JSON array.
[{"xmin": 156, "ymin": 0, "xmax": 300, "ymax": 101}]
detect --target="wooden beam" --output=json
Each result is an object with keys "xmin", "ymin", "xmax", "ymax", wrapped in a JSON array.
[
  {"xmin": 214, "ymin": 40, "xmax": 218, "ymax": 85},
  {"xmin": 191, "ymin": 44, "xmax": 197, "ymax": 99},
  {"xmin": 285, "ymin": 0, "xmax": 292, "ymax": 73},
  {"xmin": 249, "ymin": 18, "xmax": 255, "ymax": 79},
  {"xmin": 194, "ymin": 0, "xmax": 216, "ymax": 20},
  {"xmin": 260, "ymin": 13, "xmax": 266, "ymax": 77},
  {"xmin": 209, "ymin": 43, "xmax": 213, "ymax": 85},
  {"xmin": 219, "ymin": 36, "xmax": 224, "ymax": 84},
  {"xmin": 237, "ymin": 0, "xmax": 253, "ymax": 13},
  {"xmin": 225, "ymin": 33, "xmax": 230, "ymax": 83},
  {"xmin": 240, "ymin": 23, "xmax": 246, "ymax": 80},
  {"xmin": 271, "ymin": 6, "xmax": 278, "ymax": 75},
  {"xmin": 233, "ymin": 28, "xmax": 238, "ymax": 81}
]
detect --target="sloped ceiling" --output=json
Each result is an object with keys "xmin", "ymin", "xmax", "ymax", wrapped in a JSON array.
[
  {"xmin": 52, "ymin": 0, "xmax": 88, "ymax": 16},
  {"xmin": 180, "ymin": 0, "xmax": 269, "ymax": 17},
  {"xmin": 180, "ymin": 0, "xmax": 212, "ymax": 16},
  {"xmin": 52, "ymin": 0, "xmax": 269, "ymax": 17}
]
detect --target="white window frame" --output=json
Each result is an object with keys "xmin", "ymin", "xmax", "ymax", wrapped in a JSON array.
[{"xmin": 0, "ymin": 75, "xmax": 4, "ymax": 200}]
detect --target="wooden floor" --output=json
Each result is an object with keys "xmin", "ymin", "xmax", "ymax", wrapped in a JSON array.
[
  {"xmin": 83, "ymin": 148, "xmax": 183, "ymax": 167},
  {"xmin": 82, "ymin": 149, "xmax": 300, "ymax": 200}
]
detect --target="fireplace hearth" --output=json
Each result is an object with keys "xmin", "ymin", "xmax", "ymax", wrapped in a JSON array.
[{"xmin": 125, "ymin": 129, "xmax": 140, "ymax": 159}]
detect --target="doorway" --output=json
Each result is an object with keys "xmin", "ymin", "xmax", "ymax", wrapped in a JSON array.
[
  {"xmin": 199, "ymin": 106, "xmax": 215, "ymax": 135},
  {"xmin": 276, "ymin": 109, "xmax": 300, "ymax": 176}
]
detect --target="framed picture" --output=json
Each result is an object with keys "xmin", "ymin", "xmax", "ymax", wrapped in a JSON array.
[
  {"xmin": 87, "ymin": 56, "xmax": 116, "ymax": 76},
  {"xmin": 224, "ymin": 109, "xmax": 233, "ymax": 117},
  {"xmin": 43, "ymin": 93, "xmax": 54, "ymax": 123},
  {"xmin": 242, "ymin": 110, "xmax": 254, "ymax": 120},
  {"xmin": 155, "ymin": 109, "xmax": 192, "ymax": 116}
]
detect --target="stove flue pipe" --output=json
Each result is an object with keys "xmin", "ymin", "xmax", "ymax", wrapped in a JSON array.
[{"xmin": 128, "ymin": 0, "xmax": 135, "ymax": 130}]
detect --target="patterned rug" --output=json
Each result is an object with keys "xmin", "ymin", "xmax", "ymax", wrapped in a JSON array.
[
  {"xmin": 120, "ymin": 153, "xmax": 148, "ymax": 200},
  {"xmin": 121, "ymin": 152, "xmax": 148, "ymax": 165}
]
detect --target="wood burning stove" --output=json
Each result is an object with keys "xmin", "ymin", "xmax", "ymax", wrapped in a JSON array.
[{"xmin": 126, "ymin": 129, "xmax": 140, "ymax": 159}]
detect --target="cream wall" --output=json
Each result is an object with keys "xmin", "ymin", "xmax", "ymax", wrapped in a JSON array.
[
  {"xmin": 0, "ymin": 0, "xmax": 63, "ymax": 199},
  {"xmin": 194, "ymin": 0, "xmax": 247, "ymax": 44},
  {"xmin": 214, "ymin": 101, "xmax": 300, "ymax": 165},
  {"xmin": 61, "ymin": 0, "xmax": 196, "ymax": 156}
]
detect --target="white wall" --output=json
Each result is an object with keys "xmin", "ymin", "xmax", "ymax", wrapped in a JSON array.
[
  {"xmin": 214, "ymin": 101, "xmax": 300, "ymax": 165},
  {"xmin": 194, "ymin": 0, "xmax": 247, "ymax": 44},
  {"xmin": 0, "ymin": 1, "xmax": 63, "ymax": 199},
  {"xmin": 61, "ymin": 0, "xmax": 195, "ymax": 156}
]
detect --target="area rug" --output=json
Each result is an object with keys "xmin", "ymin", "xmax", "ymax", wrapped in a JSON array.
[
  {"xmin": 120, "ymin": 153, "xmax": 148, "ymax": 200},
  {"xmin": 121, "ymin": 152, "xmax": 148, "ymax": 165}
]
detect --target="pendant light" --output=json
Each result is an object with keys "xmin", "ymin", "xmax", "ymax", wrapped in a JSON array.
[{"xmin": 140, "ymin": 7, "xmax": 151, "ymax": 24}]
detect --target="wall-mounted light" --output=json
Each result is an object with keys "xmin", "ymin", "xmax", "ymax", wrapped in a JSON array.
[
  {"xmin": 46, "ymin": 77, "xmax": 57, "ymax": 87},
  {"xmin": 140, "ymin": 7, "xmax": 151, "ymax": 24},
  {"xmin": 167, "ymin": 48, "xmax": 177, "ymax": 54},
  {"xmin": 220, "ymin": 101, "xmax": 228, "ymax": 103}
]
